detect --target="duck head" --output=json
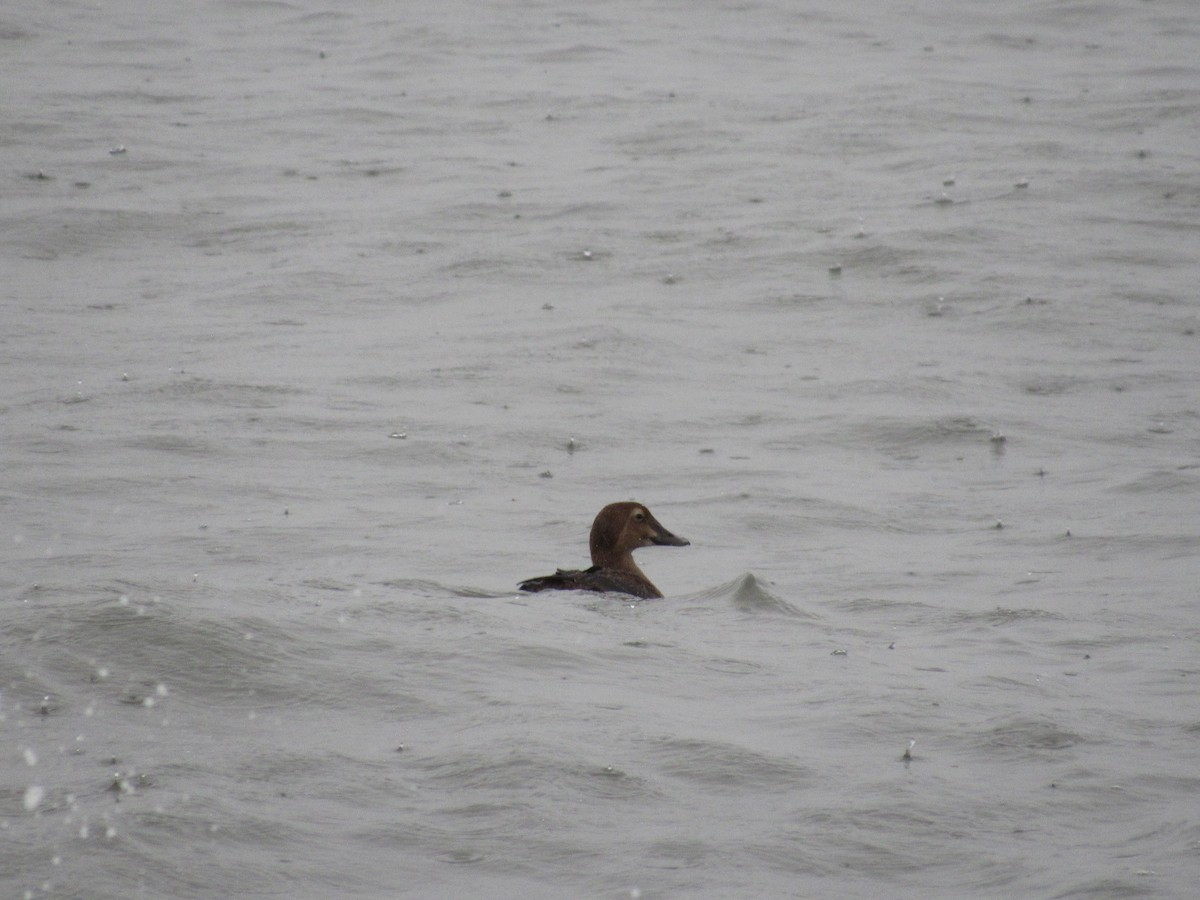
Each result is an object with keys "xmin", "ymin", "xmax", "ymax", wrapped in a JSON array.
[{"xmin": 589, "ymin": 501, "xmax": 689, "ymax": 568}]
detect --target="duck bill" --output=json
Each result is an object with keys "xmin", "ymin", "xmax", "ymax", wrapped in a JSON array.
[{"xmin": 651, "ymin": 528, "xmax": 690, "ymax": 547}]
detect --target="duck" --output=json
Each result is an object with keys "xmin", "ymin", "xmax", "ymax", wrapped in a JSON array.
[{"xmin": 518, "ymin": 501, "xmax": 689, "ymax": 599}]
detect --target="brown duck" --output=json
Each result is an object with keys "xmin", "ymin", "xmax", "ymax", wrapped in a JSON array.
[{"xmin": 518, "ymin": 501, "xmax": 689, "ymax": 599}]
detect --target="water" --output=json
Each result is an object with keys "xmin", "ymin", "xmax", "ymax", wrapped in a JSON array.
[{"xmin": 3, "ymin": 0, "xmax": 1199, "ymax": 896}]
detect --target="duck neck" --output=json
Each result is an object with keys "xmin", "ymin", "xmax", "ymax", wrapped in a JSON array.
[{"xmin": 592, "ymin": 549, "xmax": 646, "ymax": 580}]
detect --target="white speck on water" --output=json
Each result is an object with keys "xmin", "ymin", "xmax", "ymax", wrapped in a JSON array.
[{"xmin": 23, "ymin": 785, "xmax": 45, "ymax": 812}]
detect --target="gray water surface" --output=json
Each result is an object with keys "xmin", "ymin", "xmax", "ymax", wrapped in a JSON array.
[{"xmin": 4, "ymin": 0, "xmax": 1199, "ymax": 897}]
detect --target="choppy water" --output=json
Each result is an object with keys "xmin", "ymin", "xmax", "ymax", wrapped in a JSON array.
[{"xmin": 3, "ymin": 0, "xmax": 1199, "ymax": 897}]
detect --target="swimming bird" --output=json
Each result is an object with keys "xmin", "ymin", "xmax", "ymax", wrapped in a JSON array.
[{"xmin": 518, "ymin": 501, "xmax": 689, "ymax": 599}]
